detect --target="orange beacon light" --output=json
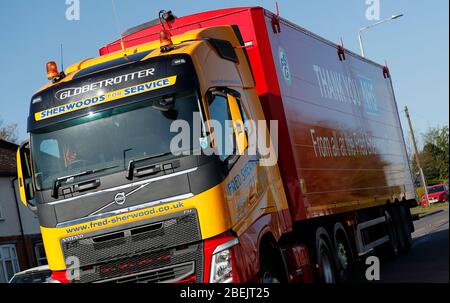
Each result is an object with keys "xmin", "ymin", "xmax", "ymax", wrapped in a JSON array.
[{"xmin": 46, "ymin": 61, "xmax": 59, "ymax": 80}]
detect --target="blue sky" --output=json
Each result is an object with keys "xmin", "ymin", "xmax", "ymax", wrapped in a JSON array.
[{"xmin": 0, "ymin": 0, "xmax": 448, "ymax": 145}]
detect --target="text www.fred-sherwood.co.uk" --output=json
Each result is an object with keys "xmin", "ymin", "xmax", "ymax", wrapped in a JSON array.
[{"xmin": 64, "ymin": 201, "xmax": 184, "ymax": 234}]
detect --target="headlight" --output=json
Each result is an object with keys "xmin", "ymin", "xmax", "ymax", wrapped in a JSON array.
[{"xmin": 209, "ymin": 238, "xmax": 238, "ymax": 283}]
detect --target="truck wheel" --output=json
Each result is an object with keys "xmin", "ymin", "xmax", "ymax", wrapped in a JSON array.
[
  {"xmin": 259, "ymin": 241, "xmax": 287, "ymax": 283},
  {"xmin": 315, "ymin": 236, "xmax": 337, "ymax": 283}
]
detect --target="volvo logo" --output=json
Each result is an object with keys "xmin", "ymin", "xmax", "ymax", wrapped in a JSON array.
[
  {"xmin": 114, "ymin": 192, "xmax": 126, "ymax": 205},
  {"xmin": 89, "ymin": 182, "xmax": 154, "ymax": 217}
]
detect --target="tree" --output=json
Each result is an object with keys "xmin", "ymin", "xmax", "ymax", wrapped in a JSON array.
[
  {"xmin": 412, "ymin": 126, "xmax": 449, "ymax": 183},
  {"xmin": 0, "ymin": 116, "xmax": 18, "ymax": 143}
]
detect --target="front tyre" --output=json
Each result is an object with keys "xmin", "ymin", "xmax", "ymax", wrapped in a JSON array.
[{"xmin": 259, "ymin": 241, "xmax": 287, "ymax": 283}]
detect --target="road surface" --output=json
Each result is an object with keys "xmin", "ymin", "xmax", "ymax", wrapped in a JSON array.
[{"xmin": 377, "ymin": 206, "xmax": 449, "ymax": 283}]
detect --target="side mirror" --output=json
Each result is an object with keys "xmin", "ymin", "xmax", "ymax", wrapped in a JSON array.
[{"xmin": 16, "ymin": 141, "xmax": 35, "ymax": 207}]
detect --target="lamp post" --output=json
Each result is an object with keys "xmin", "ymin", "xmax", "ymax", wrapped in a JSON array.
[{"xmin": 358, "ymin": 14, "xmax": 403, "ymax": 57}]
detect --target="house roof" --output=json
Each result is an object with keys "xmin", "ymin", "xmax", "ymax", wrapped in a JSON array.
[{"xmin": 0, "ymin": 139, "xmax": 18, "ymax": 176}]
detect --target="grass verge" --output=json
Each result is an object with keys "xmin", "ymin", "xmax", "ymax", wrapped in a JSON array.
[{"xmin": 410, "ymin": 201, "xmax": 449, "ymax": 217}]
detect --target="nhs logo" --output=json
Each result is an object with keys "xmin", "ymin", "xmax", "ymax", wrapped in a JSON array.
[
  {"xmin": 357, "ymin": 75, "xmax": 378, "ymax": 114},
  {"xmin": 312, "ymin": 64, "xmax": 379, "ymax": 114}
]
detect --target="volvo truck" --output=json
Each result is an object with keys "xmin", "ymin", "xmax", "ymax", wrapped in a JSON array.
[{"xmin": 17, "ymin": 6, "xmax": 415, "ymax": 283}]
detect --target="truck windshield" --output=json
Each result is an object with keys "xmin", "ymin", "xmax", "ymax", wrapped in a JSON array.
[{"xmin": 31, "ymin": 91, "xmax": 202, "ymax": 191}]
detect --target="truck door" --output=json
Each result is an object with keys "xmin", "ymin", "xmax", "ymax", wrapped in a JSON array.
[{"xmin": 206, "ymin": 88, "xmax": 266, "ymax": 231}]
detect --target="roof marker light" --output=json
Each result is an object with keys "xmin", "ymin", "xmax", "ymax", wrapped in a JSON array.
[
  {"xmin": 32, "ymin": 96, "xmax": 42, "ymax": 104},
  {"xmin": 172, "ymin": 58, "xmax": 186, "ymax": 65}
]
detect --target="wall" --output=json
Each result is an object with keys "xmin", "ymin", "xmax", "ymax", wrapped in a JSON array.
[{"xmin": 0, "ymin": 177, "xmax": 22, "ymax": 237}]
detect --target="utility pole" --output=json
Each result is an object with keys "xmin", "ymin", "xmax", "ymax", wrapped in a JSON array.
[{"xmin": 404, "ymin": 105, "xmax": 429, "ymax": 206}]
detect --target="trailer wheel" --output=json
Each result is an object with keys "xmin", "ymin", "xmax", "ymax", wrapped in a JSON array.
[
  {"xmin": 397, "ymin": 204, "xmax": 412, "ymax": 252},
  {"xmin": 377, "ymin": 210, "xmax": 399, "ymax": 258},
  {"xmin": 314, "ymin": 230, "xmax": 337, "ymax": 283},
  {"xmin": 390, "ymin": 204, "xmax": 409, "ymax": 254},
  {"xmin": 333, "ymin": 224, "xmax": 354, "ymax": 282}
]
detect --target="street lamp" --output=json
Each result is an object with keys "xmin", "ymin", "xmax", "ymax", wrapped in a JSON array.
[{"xmin": 358, "ymin": 14, "xmax": 404, "ymax": 57}]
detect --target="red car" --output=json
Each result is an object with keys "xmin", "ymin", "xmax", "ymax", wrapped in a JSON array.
[{"xmin": 422, "ymin": 184, "xmax": 449, "ymax": 206}]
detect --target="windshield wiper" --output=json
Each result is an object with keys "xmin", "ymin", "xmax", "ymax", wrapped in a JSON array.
[
  {"xmin": 52, "ymin": 165, "xmax": 119, "ymax": 198},
  {"xmin": 126, "ymin": 152, "xmax": 174, "ymax": 180}
]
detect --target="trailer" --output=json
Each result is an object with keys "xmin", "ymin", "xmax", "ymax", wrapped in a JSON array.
[{"xmin": 17, "ymin": 6, "xmax": 415, "ymax": 283}]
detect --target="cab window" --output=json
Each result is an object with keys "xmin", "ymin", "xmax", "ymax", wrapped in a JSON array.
[{"xmin": 208, "ymin": 94, "xmax": 235, "ymax": 161}]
